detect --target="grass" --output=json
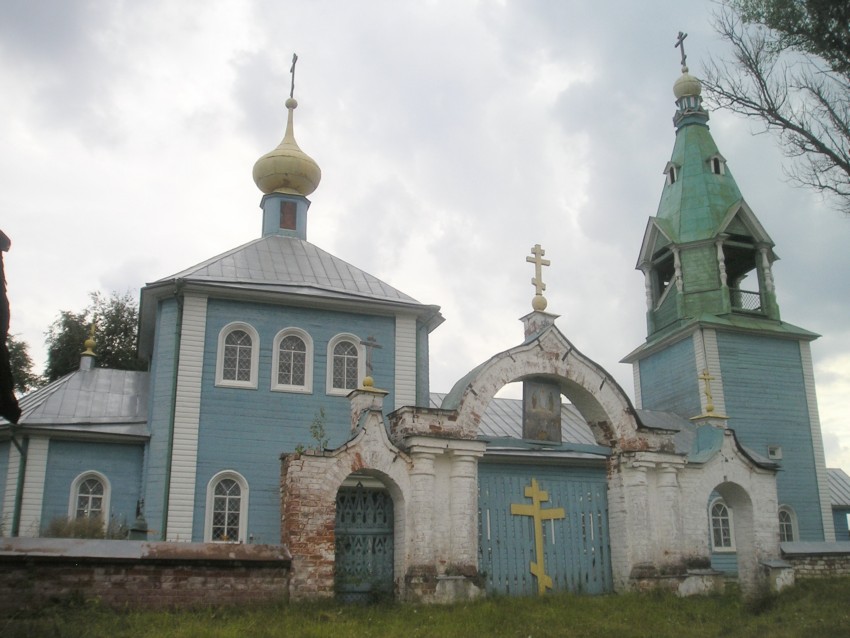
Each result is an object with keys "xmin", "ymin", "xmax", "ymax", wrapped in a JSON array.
[{"xmin": 4, "ymin": 577, "xmax": 850, "ymax": 638}]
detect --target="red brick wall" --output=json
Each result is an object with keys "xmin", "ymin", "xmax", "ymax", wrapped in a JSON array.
[{"xmin": 0, "ymin": 539, "xmax": 290, "ymax": 615}]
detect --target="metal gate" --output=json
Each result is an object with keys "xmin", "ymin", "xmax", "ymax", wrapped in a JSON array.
[
  {"xmin": 334, "ymin": 483, "xmax": 394, "ymax": 603},
  {"xmin": 478, "ymin": 463, "xmax": 612, "ymax": 596}
]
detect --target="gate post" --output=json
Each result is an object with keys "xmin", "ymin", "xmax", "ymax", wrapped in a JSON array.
[{"xmin": 449, "ymin": 447, "xmax": 484, "ymax": 568}]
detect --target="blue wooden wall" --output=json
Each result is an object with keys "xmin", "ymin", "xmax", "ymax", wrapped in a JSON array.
[
  {"xmin": 638, "ymin": 336, "xmax": 701, "ymax": 416},
  {"xmin": 190, "ymin": 298, "xmax": 397, "ymax": 543},
  {"xmin": 717, "ymin": 332, "xmax": 824, "ymax": 540},
  {"xmin": 478, "ymin": 461, "xmax": 612, "ymax": 596},
  {"xmin": 833, "ymin": 508, "xmax": 850, "ymax": 542},
  {"xmin": 0, "ymin": 441, "xmax": 8, "ymax": 531},
  {"xmin": 41, "ymin": 440, "xmax": 144, "ymax": 534},
  {"xmin": 142, "ymin": 297, "xmax": 180, "ymax": 540}
]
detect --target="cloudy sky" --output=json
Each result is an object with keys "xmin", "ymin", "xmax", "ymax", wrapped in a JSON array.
[{"xmin": 2, "ymin": 1, "xmax": 848, "ymax": 469}]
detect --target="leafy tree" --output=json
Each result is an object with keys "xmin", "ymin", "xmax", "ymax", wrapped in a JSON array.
[
  {"xmin": 701, "ymin": 0, "xmax": 850, "ymax": 213},
  {"xmin": 44, "ymin": 291, "xmax": 146, "ymax": 382},
  {"xmin": 6, "ymin": 334, "xmax": 41, "ymax": 394}
]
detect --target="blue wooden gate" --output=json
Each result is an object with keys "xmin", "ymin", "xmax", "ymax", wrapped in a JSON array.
[
  {"xmin": 478, "ymin": 463, "xmax": 612, "ymax": 596},
  {"xmin": 334, "ymin": 483, "xmax": 394, "ymax": 603}
]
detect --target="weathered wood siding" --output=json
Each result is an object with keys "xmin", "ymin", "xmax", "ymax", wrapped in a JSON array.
[
  {"xmin": 394, "ymin": 315, "xmax": 416, "ymax": 409},
  {"xmin": 41, "ymin": 441, "xmax": 144, "ymax": 532},
  {"xmin": 638, "ymin": 336, "xmax": 700, "ymax": 416},
  {"xmin": 191, "ymin": 299, "xmax": 396, "ymax": 544},
  {"xmin": 166, "ymin": 294, "xmax": 208, "ymax": 541},
  {"xmin": 19, "ymin": 437, "xmax": 48, "ymax": 537},
  {"xmin": 143, "ymin": 297, "xmax": 180, "ymax": 540},
  {"xmin": 717, "ymin": 332, "xmax": 825, "ymax": 540}
]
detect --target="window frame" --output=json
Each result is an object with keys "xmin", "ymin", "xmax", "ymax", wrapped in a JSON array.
[
  {"xmin": 215, "ymin": 322, "xmax": 260, "ymax": 389},
  {"xmin": 271, "ymin": 328, "xmax": 313, "ymax": 393},
  {"xmin": 709, "ymin": 497, "xmax": 735, "ymax": 552},
  {"xmin": 778, "ymin": 505, "xmax": 798, "ymax": 543},
  {"xmin": 326, "ymin": 333, "xmax": 364, "ymax": 396},
  {"xmin": 204, "ymin": 470, "xmax": 249, "ymax": 543},
  {"xmin": 68, "ymin": 471, "xmax": 111, "ymax": 524}
]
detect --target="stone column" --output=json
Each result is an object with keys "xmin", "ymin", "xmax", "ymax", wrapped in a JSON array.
[
  {"xmin": 449, "ymin": 450, "xmax": 482, "ymax": 568},
  {"xmin": 657, "ymin": 463, "xmax": 681, "ymax": 562},
  {"xmin": 408, "ymin": 450, "xmax": 437, "ymax": 566},
  {"xmin": 625, "ymin": 462, "xmax": 652, "ymax": 568}
]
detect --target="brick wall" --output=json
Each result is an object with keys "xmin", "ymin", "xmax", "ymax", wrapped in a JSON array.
[
  {"xmin": 782, "ymin": 544, "xmax": 850, "ymax": 578},
  {"xmin": 0, "ymin": 538, "xmax": 290, "ymax": 615}
]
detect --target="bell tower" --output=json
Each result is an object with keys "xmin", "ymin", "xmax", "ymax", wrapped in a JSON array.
[{"xmin": 623, "ymin": 37, "xmax": 834, "ymax": 541}]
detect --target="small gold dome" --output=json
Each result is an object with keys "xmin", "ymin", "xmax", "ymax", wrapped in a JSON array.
[
  {"xmin": 673, "ymin": 66, "xmax": 702, "ymax": 99},
  {"xmin": 252, "ymin": 98, "xmax": 322, "ymax": 196}
]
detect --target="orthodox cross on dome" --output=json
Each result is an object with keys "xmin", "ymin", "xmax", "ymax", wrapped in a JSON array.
[
  {"xmin": 289, "ymin": 53, "xmax": 298, "ymax": 99},
  {"xmin": 675, "ymin": 31, "xmax": 688, "ymax": 71},
  {"xmin": 698, "ymin": 368, "xmax": 715, "ymax": 413},
  {"xmin": 527, "ymin": 244, "xmax": 551, "ymax": 311},
  {"xmin": 362, "ymin": 335, "xmax": 382, "ymax": 379},
  {"xmin": 510, "ymin": 478, "xmax": 565, "ymax": 595}
]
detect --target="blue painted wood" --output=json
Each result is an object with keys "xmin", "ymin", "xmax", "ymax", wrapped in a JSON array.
[
  {"xmin": 478, "ymin": 463, "xmax": 612, "ymax": 596},
  {"xmin": 189, "ymin": 299, "xmax": 398, "ymax": 543},
  {"xmin": 335, "ymin": 484, "xmax": 394, "ymax": 603},
  {"xmin": 710, "ymin": 552, "xmax": 738, "ymax": 575},
  {"xmin": 717, "ymin": 332, "xmax": 824, "ymax": 540},
  {"xmin": 833, "ymin": 508, "xmax": 850, "ymax": 542},
  {"xmin": 41, "ymin": 440, "xmax": 144, "ymax": 534},
  {"xmin": 638, "ymin": 337, "xmax": 701, "ymax": 417},
  {"xmin": 142, "ymin": 297, "xmax": 180, "ymax": 539}
]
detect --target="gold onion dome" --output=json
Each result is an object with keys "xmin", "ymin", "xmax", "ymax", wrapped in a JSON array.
[
  {"xmin": 252, "ymin": 97, "xmax": 322, "ymax": 196},
  {"xmin": 673, "ymin": 65, "xmax": 702, "ymax": 99}
]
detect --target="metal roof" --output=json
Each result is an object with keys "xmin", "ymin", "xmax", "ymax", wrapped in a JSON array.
[
  {"xmin": 828, "ymin": 468, "xmax": 850, "ymax": 508},
  {"xmin": 1, "ymin": 368, "xmax": 149, "ymax": 436},
  {"xmin": 155, "ymin": 235, "xmax": 425, "ymax": 307},
  {"xmin": 430, "ymin": 392, "xmax": 597, "ymax": 445}
]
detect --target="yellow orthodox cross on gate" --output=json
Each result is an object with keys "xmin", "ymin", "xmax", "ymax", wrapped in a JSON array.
[{"xmin": 510, "ymin": 478, "xmax": 565, "ymax": 595}]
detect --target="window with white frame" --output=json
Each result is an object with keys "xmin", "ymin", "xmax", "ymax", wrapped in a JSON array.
[
  {"xmin": 205, "ymin": 471, "xmax": 249, "ymax": 543},
  {"xmin": 778, "ymin": 506, "xmax": 797, "ymax": 543},
  {"xmin": 327, "ymin": 333, "xmax": 363, "ymax": 395},
  {"xmin": 271, "ymin": 328, "xmax": 313, "ymax": 393},
  {"xmin": 710, "ymin": 498, "xmax": 735, "ymax": 551},
  {"xmin": 69, "ymin": 471, "xmax": 110, "ymax": 522},
  {"xmin": 216, "ymin": 322, "xmax": 259, "ymax": 388}
]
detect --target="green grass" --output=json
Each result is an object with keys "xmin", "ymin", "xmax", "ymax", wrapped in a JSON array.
[{"xmin": 4, "ymin": 578, "xmax": 850, "ymax": 638}]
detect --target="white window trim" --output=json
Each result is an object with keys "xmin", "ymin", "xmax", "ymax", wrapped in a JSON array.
[
  {"xmin": 271, "ymin": 327, "xmax": 313, "ymax": 393},
  {"xmin": 778, "ymin": 505, "xmax": 798, "ymax": 543},
  {"xmin": 709, "ymin": 497, "xmax": 735, "ymax": 552},
  {"xmin": 215, "ymin": 322, "xmax": 260, "ymax": 389},
  {"xmin": 326, "ymin": 332, "xmax": 365, "ymax": 396},
  {"xmin": 204, "ymin": 470, "xmax": 249, "ymax": 543},
  {"xmin": 68, "ymin": 471, "xmax": 111, "ymax": 524}
]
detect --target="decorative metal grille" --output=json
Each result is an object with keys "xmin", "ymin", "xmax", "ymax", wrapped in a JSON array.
[
  {"xmin": 75, "ymin": 478, "xmax": 104, "ymax": 519},
  {"xmin": 223, "ymin": 330, "xmax": 253, "ymax": 381},
  {"xmin": 278, "ymin": 335, "xmax": 307, "ymax": 386},
  {"xmin": 335, "ymin": 484, "xmax": 394, "ymax": 603},
  {"xmin": 730, "ymin": 288, "xmax": 762, "ymax": 313},
  {"xmin": 332, "ymin": 341, "xmax": 358, "ymax": 390},
  {"xmin": 711, "ymin": 501, "xmax": 732, "ymax": 548},
  {"xmin": 212, "ymin": 478, "xmax": 242, "ymax": 542}
]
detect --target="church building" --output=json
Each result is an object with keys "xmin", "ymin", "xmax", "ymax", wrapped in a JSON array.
[{"xmin": 0, "ymin": 52, "xmax": 838, "ymax": 602}]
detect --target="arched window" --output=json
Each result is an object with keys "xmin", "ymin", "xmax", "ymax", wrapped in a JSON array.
[
  {"xmin": 216, "ymin": 322, "xmax": 259, "ymax": 388},
  {"xmin": 69, "ymin": 471, "xmax": 111, "ymax": 522},
  {"xmin": 710, "ymin": 498, "xmax": 735, "ymax": 551},
  {"xmin": 272, "ymin": 328, "xmax": 313, "ymax": 393},
  {"xmin": 779, "ymin": 506, "xmax": 798, "ymax": 543},
  {"xmin": 327, "ymin": 333, "xmax": 364, "ymax": 395},
  {"xmin": 205, "ymin": 471, "xmax": 249, "ymax": 543}
]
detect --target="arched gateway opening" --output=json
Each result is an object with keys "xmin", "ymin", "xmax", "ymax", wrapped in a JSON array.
[
  {"xmin": 441, "ymin": 324, "xmax": 641, "ymax": 596},
  {"xmin": 334, "ymin": 473, "xmax": 395, "ymax": 603}
]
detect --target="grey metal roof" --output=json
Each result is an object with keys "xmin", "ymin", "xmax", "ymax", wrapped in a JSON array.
[
  {"xmin": 155, "ymin": 235, "xmax": 424, "ymax": 307},
  {"xmin": 828, "ymin": 468, "xmax": 850, "ymax": 508},
  {"xmin": 2, "ymin": 368, "xmax": 149, "ymax": 431},
  {"xmin": 430, "ymin": 392, "xmax": 597, "ymax": 445}
]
